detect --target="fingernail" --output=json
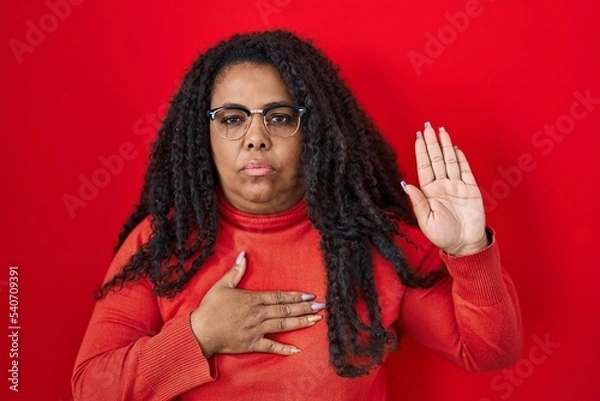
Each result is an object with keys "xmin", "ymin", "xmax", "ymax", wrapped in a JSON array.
[
  {"xmin": 235, "ymin": 251, "xmax": 245, "ymax": 265},
  {"xmin": 439, "ymin": 126, "xmax": 446, "ymax": 132},
  {"xmin": 424, "ymin": 121, "xmax": 432, "ymax": 129},
  {"xmin": 400, "ymin": 180, "xmax": 408, "ymax": 194},
  {"xmin": 311, "ymin": 302, "xmax": 326, "ymax": 311},
  {"xmin": 307, "ymin": 315, "xmax": 323, "ymax": 323},
  {"xmin": 454, "ymin": 145, "xmax": 459, "ymax": 151},
  {"xmin": 416, "ymin": 131, "xmax": 422, "ymax": 140},
  {"xmin": 301, "ymin": 293, "xmax": 316, "ymax": 301},
  {"xmin": 290, "ymin": 347, "xmax": 301, "ymax": 354}
]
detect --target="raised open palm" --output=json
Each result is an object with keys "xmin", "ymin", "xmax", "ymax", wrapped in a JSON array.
[{"xmin": 401, "ymin": 122, "xmax": 489, "ymax": 256}]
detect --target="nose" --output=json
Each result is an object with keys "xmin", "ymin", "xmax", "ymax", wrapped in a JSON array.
[{"xmin": 244, "ymin": 114, "xmax": 272, "ymax": 150}]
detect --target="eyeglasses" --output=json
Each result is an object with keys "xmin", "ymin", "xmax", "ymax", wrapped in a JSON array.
[{"xmin": 206, "ymin": 103, "xmax": 307, "ymax": 140}]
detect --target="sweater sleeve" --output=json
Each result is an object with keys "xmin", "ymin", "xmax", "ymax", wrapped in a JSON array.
[
  {"xmin": 71, "ymin": 219, "xmax": 216, "ymax": 401},
  {"xmin": 396, "ymin": 226, "xmax": 523, "ymax": 372}
]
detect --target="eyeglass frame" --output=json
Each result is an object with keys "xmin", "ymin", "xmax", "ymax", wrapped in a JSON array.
[{"xmin": 206, "ymin": 103, "xmax": 307, "ymax": 140}]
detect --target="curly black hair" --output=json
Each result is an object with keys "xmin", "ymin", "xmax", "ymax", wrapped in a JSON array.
[{"xmin": 95, "ymin": 28, "xmax": 445, "ymax": 378}]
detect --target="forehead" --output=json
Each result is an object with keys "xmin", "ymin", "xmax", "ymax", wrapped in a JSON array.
[{"xmin": 210, "ymin": 62, "xmax": 293, "ymax": 107}]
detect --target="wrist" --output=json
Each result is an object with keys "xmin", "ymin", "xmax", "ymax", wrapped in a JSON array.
[
  {"xmin": 444, "ymin": 231, "xmax": 490, "ymax": 256},
  {"xmin": 190, "ymin": 309, "xmax": 215, "ymax": 358}
]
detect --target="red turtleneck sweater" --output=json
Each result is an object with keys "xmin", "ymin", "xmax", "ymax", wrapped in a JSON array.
[{"xmin": 72, "ymin": 191, "xmax": 522, "ymax": 400}]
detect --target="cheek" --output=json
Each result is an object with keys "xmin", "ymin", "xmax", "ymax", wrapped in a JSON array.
[
  {"xmin": 210, "ymin": 136, "xmax": 232, "ymax": 172},
  {"xmin": 283, "ymin": 137, "xmax": 303, "ymax": 175}
]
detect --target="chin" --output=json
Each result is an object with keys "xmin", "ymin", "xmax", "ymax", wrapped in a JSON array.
[{"xmin": 238, "ymin": 183, "xmax": 278, "ymax": 203}]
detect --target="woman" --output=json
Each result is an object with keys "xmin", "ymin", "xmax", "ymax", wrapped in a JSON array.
[{"xmin": 72, "ymin": 29, "xmax": 522, "ymax": 400}]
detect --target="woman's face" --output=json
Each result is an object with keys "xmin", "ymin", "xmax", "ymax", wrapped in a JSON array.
[{"xmin": 209, "ymin": 62, "xmax": 304, "ymax": 214}]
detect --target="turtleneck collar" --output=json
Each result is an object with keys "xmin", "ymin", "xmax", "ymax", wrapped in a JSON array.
[{"xmin": 216, "ymin": 187, "xmax": 308, "ymax": 232}]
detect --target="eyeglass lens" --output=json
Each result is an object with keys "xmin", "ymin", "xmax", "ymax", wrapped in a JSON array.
[{"xmin": 213, "ymin": 106, "xmax": 301, "ymax": 139}]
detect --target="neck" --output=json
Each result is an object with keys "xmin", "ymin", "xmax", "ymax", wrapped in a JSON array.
[{"xmin": 217, "ymin": 186, "xmax": 305, "ymax": 215}]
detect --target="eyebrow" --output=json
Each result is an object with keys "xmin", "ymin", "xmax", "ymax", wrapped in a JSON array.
[{"xmin": 217, "ymin": 101, "xmax": 292, "ymax": 109}]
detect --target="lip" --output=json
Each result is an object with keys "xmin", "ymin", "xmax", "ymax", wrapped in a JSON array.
[{"xmin": 241, "ymin": 160, "xmax": 276, "ymax": 176}]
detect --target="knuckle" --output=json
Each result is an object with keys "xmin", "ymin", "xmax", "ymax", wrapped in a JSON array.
[
  {"xmin": 431, "ymin": 155, "xmax": 444, "ymax": 162},
  {"xmin": 274, "ymin": 291, "xmax": 284, "ymax": 304},
  {"xmin": 247, "ymin": 338, "xmax": 258, "ymax": 352},
  {"xmin": 279, "ymin": 318, "xmax": 287, "ymax": 330},
  {"xmin": 267, "ymin": 342, "xmax": 276, "ymax": 353},
  {"xmin": 250, "ymin": 305, "xmax": 263, "ymax": 320},
  {"xmin": 280, "ymin": 304, "xmax": 291, "ymax": 317},
  {"xmin": 249, "ymin": 292, "xmax": 261, "ymax": 305}
]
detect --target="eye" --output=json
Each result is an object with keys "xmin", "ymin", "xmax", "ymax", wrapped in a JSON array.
[
  {"xmin": 216, "ymin": 109, "xmax": 247, "ymax": 126},
  {"xmin": 267, "ymin": 113, "xmax": 293, "ymax": 125},
  {"xmin": 221, "ymin": 116, "xmax": 243, "ymax": 125}
]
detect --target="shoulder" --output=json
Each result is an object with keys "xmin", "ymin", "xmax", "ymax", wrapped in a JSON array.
[
  {"xmin": 103, "ymin": 215, "xmax": 155, "ymax": 283},
  {"xmin": 121, "ymin": 212, "xmax": 161, "ymax": 249},
  {"xmin": 132, "ymin": 215, "xmax": 155, "ymax": 246},
  {"xmin": 117, "ymin": 215, "xmax": 154, "ymax": 253}
]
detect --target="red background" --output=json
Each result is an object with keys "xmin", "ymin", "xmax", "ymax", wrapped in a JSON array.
[{"xmin": 2, "ymin": 1, "xmax": 599, "ymax": 400}]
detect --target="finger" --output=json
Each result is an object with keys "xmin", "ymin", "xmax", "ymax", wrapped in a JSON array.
[
  {"xmin": 402, "ymin": 182, "xmax": 431, "ymax": 225},
  {"xmin": 261, "ymin": 301, "xmax": 326, "ymax": 320},
  {"xmin": 251, "ymin": 338, "xmax": 301, "ymax": 356},
  {"xmin": 415, "ymin": 131, "xmax": 435, "ymax": 187},
  {"xmin": 254, "ymin": 290, "xmax": 312, "ymax": 305},
  {"xmin": 455, "ymin": 147, "xmax": 478, "ymax": 186},
  {"xmin": 438, "ymin": 126, "xmax": 460, "ymax": 180},
  {"xmin": 261, "ymin": 314, "xmax": 323, "ymax": 334},
  {"xmin": 423, "ymin": 122, "xmax": 447, "ymax": 181},
  {"xmin": 216, "ymin": 251, "xmax": 246, "ymax": 288}
]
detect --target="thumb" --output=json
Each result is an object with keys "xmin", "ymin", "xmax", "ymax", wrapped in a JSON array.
[
  {"xmin": 218, "ymin": 251, "xmax": 247, "ymax": 288},
  {"xmin": 401, "ymin": 181, "xmax": 431, "ymax": 224}
]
